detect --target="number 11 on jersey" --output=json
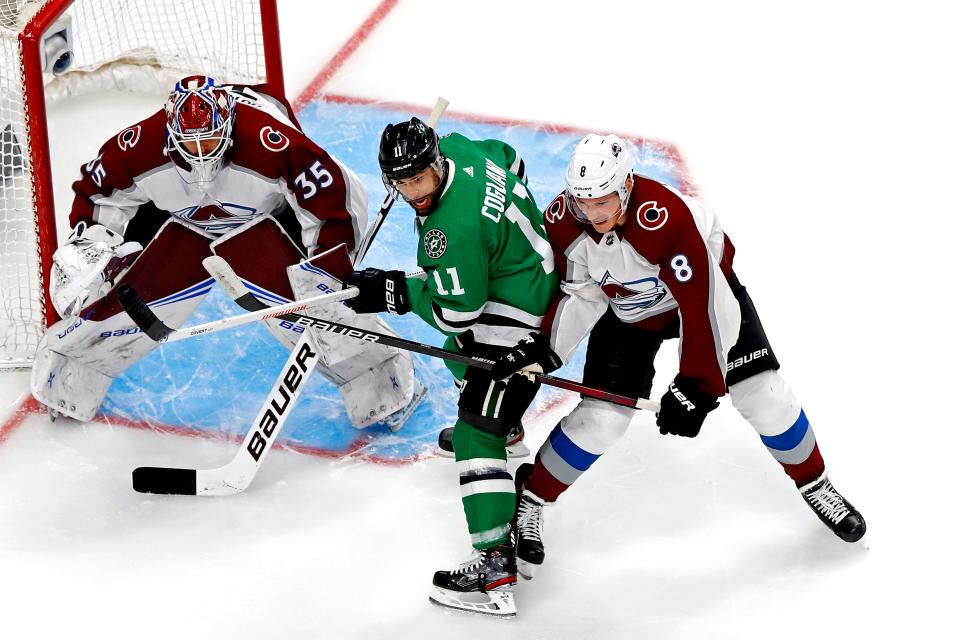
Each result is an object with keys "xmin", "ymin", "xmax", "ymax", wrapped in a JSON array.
[{"xmin": 433, "ymin": 267, "xmax": 466, "ymax": 295}]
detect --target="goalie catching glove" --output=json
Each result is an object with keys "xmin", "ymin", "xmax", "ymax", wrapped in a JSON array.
[
  {"xmin": 49, "ymin": 222, "xmax": 143, "ymax": 318},
  {"xmin": 489, "ymin": 331, "xmax": 562, "ymax": 381},
  {"xmin": 343, "ymin": 268, "xmax": 410, "ymax": 315},
  {"xmin": 656, "ymin": 375, "xmax": 720, "ymax": 438}
]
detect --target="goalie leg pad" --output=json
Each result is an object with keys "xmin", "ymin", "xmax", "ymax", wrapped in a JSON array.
[
  {"xmin": 288, "ymin": 245, "xmax": 418, "ymax": 428},
  {"xmin": 31, "ymin": 219, "xmax": 215, "ymax": 418},
  {"xmin": 31, "ymin": 338, "xmax": 113, "ymax": 421}
]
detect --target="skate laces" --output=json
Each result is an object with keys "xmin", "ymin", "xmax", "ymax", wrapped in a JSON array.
[
  {"xmin": 454, "ymin": 550, "xmax": 486, "ymax": 575},
  {"xmin": 805, "ymin": 478, "xmax": 849, "ymax": 524},
  {"xmin": 517, "ymin": 493, "xmax": 544, "ymax": 542}
]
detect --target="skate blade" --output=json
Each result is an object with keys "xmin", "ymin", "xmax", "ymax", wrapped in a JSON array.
[
  {"xmin": 429, "ymin": 586, "xmax": 517, "ymax": 618},
  {"xmin": 517, "ymin": 558, "xmax": 539, "ymax": 580},
  {"xmin": 436, "ymin": 442, "xmax": 529, "ymax": 459}
]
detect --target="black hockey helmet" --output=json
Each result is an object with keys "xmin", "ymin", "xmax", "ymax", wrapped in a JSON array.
[{"xmin": 378, "ymin": 117, "xmax": 441, "ymax": 181}]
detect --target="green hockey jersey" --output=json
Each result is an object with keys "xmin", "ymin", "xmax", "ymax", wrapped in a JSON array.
[{"xmin": 405, "ymin": 133, "xmax": 558, "ymax": 374}]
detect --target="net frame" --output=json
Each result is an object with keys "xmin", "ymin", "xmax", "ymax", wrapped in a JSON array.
[{"xmin": 0, "ymin": 0, "xmax": 283, "ymax": 369}]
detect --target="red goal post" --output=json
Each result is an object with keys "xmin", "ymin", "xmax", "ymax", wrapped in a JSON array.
[{"xmin": 0, "ymin": 0, "xmax": 284, "ymax": 369}]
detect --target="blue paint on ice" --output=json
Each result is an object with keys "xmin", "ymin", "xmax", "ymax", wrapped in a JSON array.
[{"xmin": 100, "ymin": 99, "xmax": 685, "ymax": 461}]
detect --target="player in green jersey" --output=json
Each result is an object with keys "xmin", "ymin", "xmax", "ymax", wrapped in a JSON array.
[{"xmin": 344, "ymin": 117, "xmax": 559, "ymax": 617}]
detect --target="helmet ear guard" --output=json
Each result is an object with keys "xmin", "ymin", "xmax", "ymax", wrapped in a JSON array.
[{"xmin": 564, "ymin": 134, "xmax": 635, "ymax": 223}]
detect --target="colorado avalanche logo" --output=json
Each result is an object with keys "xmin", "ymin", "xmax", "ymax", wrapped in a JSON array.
[
  {"xmin": 259, "ymin": 126, "xmax": 290, "ymax": 152},
  {"xmin": 636, "ymin": 200, "xmax": 668, "ymax": 231},
  {"xmin": 599, "ymin": 271, "xmax": 667, "ymax": 311},
  {"xmin": 545, "ymin": 198, "xmax": 565, "ymax": 223},
  {"xmin": 117, "ymin": 125, "xmax": 141, "ymax": 150},
  {"xmin": 172, "ymin": 201, "xmax": 258, "ymax": 234}
]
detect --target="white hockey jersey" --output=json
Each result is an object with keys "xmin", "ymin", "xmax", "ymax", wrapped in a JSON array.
[
  {"xmin": 68, "ymin": 84, "xmax": 367, "ymax": 258},
  {"xmin": 542, "ymin": 175, "xmax": 741, "ymax": 396}
]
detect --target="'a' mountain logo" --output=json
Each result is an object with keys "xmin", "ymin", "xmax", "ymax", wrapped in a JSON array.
[{"xmin": 598, "ymin": 271, "xmax": 668, "ymax": 311}]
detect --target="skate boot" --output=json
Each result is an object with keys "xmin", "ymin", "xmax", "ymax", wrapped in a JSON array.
[
  {"xmin": 513, "ymin": 462, "xmax": 546, "ymax": 579},
  {"xmin": 429, "ymin": 542, "xmax": 518, "ymax": 618},
  {"xmin": 380, "ymin": 378, "xmax": 427, "ymax": 432},
  {"xmin": 437, "ymin": 423, "xmax": 530, "ymax": 458},
  {"xmin": 800, "ymin": 474, "xmax": 866, "ymax": 542}
]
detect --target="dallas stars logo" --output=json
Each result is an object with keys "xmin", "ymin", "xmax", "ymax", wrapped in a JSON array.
[{"xmin": 423, "ymin": 228, "xmax": 447, "ymax": 259}]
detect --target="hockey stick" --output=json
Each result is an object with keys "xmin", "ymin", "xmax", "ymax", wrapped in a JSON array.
[
  {"xmin": 115, "ymin": 284, "xmax": 357, "ymax": 344},
  {"xmin": 201, "ymin": 256, "xmax": 660, "ymax": 412},
  {"xmin": 131, "ymin": 329, "xmax": 323, "ymax": 496},
  {"xmin": 353, "ymin": 95, "xmax": 450, "ymax": 264}
]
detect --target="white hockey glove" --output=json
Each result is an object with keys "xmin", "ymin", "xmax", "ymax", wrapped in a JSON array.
[{"xmin": 50, "ymin": 222, "xmax": 143, "ymax": 318}]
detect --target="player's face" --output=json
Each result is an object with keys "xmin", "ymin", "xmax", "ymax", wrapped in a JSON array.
[
  {"xmin": 182, "ymin": 137, "xmax": 222, "ymax": 159},
  {"xmin": 393, "ymin": 167, "xmax": 441, "ymax": 212},
  {"xmin": 574, "ymin": 193, "xmax": 625, "ymax": 233}
]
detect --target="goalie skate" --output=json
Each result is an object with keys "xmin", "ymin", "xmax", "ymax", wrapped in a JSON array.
[
  {"xmin": 429, "ymin": 543, "xmax": 517, "ymax": 618},
  {"xmin": 379, "ymin": 378, "xmax": 427, "ymax": 432},
  {"xmin": 436, "ymin": 423, "xmax": 529, "ymax": 458}
]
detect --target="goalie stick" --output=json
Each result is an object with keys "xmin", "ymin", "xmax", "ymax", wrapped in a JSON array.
[
  {"xmin": 197, "ymin": 255, "xmax": 661, "ymax": 412},
  {"xmin": 121, "ymin": 285, "xmax": 353, "ymax": 495},
  {"xmin": 115, "ymin": 284, "xmax": 357, "ymax": 344},
  {"xmin": 131, "ymin": 328, "xmax": 323, "ymax": 496}
]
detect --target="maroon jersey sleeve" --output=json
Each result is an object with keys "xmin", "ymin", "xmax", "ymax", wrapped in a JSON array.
[
  {"xmin": 625, "ymin": 179, "xmax": 736, "ymax": 396},
  {"xmin": 68, "ymin": 110, "xmax": 168, "ymax": 234},
  {"xmin": 229, "ymin": 104, "xmax": 367, "ymax": 258}
]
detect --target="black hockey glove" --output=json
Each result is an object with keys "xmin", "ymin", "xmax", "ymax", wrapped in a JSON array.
[
  {"xmin": 343, "ymin": 268, "xmax": 410, "ymax": 315},
  {"xmin": 489, "ymin": 332, "xmax": 563, "ymax": 381},
  {"xmin": 656, "ymin": 375, "xmax": 720, "ymax": 438}
]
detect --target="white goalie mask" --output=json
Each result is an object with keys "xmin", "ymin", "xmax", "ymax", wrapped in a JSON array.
[
  {"xmin": 165, "ymin": 75, "xmax": 236, "ymax": 188},
  {"xmin": 564, "ymin": 134, "xmax": 635, "ymax": 223}
]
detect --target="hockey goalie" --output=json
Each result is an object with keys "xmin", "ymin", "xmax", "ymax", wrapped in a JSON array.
[{"xmin": 31, "ymin": 75, "xmax": 425, "ymax": 430}]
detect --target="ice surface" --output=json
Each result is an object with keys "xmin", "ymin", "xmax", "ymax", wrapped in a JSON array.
[{"xmin": 2, "ymin": 1, "xmax": 958, "ymax": 638}]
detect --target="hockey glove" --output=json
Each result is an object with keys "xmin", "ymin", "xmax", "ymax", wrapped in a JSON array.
[
  {"xmin": 50, "ymin": 222, "xmax": 143, "ymax": 318},
  {"xmin": 489, "ymin": 332, "xmax": 563, "ymax": 381},
  {"xmin": 656, "ymin": 375, "xmax": 720, "ymax": 438},
  {"xmin": 343, "ymin": 268, "xmax": 410, "ymax": 315}
]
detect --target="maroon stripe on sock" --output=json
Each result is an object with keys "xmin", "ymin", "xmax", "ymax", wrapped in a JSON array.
[
  {"xmin": 525, "ymin": 457, "xmax": 570, "ymax": 502},
  {"xmin": 782, "ymin": 443, "xmax": 825, "ymax": 487}
]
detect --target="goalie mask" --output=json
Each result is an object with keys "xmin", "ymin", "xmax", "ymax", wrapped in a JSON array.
[
  {"xmin": 564, "ymin": 134, "xmax": 635, "ymax": 225},
  {"xmin": 165, "ymin": 75, "xmax": 236, "ymax": 187}
]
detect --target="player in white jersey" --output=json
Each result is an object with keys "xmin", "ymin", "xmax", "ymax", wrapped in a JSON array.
[
  {"xmin": 32, "ymin": 75, "xmax": 423, "ymax": 430},
  {"xmin": 489, "ymin": 134, "xmax": 866, "ymax": 579}
]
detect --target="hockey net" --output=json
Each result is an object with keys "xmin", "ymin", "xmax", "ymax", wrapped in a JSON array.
[{"xmin": 0, "ymin": 0, "xmax": 283, "ymax": 369}]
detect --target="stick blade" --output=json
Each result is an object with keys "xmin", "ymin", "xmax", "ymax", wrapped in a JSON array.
[{"xmin": 132, "ymin": 466, "xmax": 198, "ymax": 495}]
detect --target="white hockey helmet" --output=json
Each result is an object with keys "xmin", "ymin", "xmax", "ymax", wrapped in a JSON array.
[{"xmin": 564, "ymin": 134, "xmax": 634, "ymax": 223}]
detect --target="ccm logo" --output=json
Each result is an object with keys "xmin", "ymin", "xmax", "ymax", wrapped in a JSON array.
[{"xmin": 246, "ymin": 341, "xmax": 317, "ymax": 461}]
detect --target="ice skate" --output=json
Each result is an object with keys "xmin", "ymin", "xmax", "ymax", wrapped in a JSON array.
[
  {"xmin": 429, "ymin": 542, "xmax": 517, "ymax": 618},
  {"xmin": 513, "ymin": 462, "xmax": 546, "ymax": 579},
  {"xmin": 800, "ymin": 474, "xmax": 866, "ymax": 542},
  {"xmin": 380, "ymin": 378, "xmax": 427, "ymax": 432},
  {"xmin": 437, "ymin": 423, "xmax": 529, "ymax": 458}
]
